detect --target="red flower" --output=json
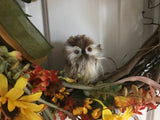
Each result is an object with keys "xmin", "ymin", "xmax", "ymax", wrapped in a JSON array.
[{"xmin": 28, "ymin": 65, "xmax": 59, "ymax": 93}]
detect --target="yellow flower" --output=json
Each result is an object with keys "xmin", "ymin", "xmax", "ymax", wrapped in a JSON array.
[
  {"xmin": 0, "ymin": 73, "xmax": 44, "ymax": 120},
  {"xmin": 73, "ymin": 98, "xmax": 93, "ymax": 116},
  {"xmin": 73, "ymin": 107, "xmax": 83, "ymax": 115},
  {"xmin": 52, "ymin": 87, "xmax": 70, "ymax": 103},
  {"xmin": 93, "ymin": 99, "xmax": 133, "ymax": 120},
  {"xmin": 91, "ymin": 108, "xmax": 101, "ymax": 119}
]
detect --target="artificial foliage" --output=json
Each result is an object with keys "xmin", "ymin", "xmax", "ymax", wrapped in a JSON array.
[
  {"xmin": 0, "ymin": 45, "xmax": 160, "ymax": 120},
  {"xmin": 0, "ymin": 0, "xmax": 53, "ymax": 65},
  {"xmin": 0, "ymin": 0, "xmax": 160, "ymax": 120}
]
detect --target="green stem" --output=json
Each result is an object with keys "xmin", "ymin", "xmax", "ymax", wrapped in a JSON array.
[
  {"xmin": 62, "ymin": 81, "xmax": 113, "ymax": 90},
  {"xmin": 38, "ymin": 98, "xmax": 75, "ymax": 120},
  {"xmin": 42, "ymin": 108, "xmax": 55, "ymax": 120},
  {"xmin": 63, "ymin": 76, "xmax": 160, "ymax": 91}
]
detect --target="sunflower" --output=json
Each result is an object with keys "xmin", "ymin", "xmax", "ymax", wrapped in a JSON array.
[{"xmin": 0, "ymin": 73, "xmax": 44, "ymax": 120}]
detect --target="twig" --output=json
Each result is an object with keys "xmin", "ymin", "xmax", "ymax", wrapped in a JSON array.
[
  {"xmin": 42, "ymin": 108, "xmax": 55, "ymax": 120},
  {"xmin": 148, "ymin": 0, "xmax": 160, "ymax": 9},
  {"xmin": 102, "ymin": 26, "xmax": 160, "ymax": 82},
  {"xmin": 142, "ymin": 11, "xmax": 160, "ymax": 25}
]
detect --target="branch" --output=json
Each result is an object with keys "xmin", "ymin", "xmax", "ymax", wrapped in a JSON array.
[{"xmin": 103, "ymin": 26, "xmax": 160, "ymax": 82}]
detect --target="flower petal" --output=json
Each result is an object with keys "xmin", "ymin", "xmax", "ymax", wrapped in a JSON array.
[
  {"xmin": 102, "ymin": 108, "xmax": 112, "ymax": 119},
  {"xmin": 0, "ymin": 73, "xmax": 8, "ymax": 96},
  {"xmin": 14, "ymin": 110, "xmax": 43, "ymax": 120},
  {"xmin": 122, "ymin": 107, "xmax": 133, "ymax": 119},
  {"xmin": 19, "ymin": 92, "xmax": 42, "ymax": 102},
  {"xmin": 24, "ymin": 110, "xmax": 43, "ymax": 120},
  {"xmin": 16, "ymin": 101, "xmax": 44, "ymax": 112},
  {"xmin": 8, "ymin": 99, "xmax": 16, "ymax": 112},
  {"xmin": 14, "ymin": 76, "xmax": 28, "ymax": 90},
  {"xmin": 5, "ymin": 77, "xmax": 27, "ymax": 100},
  {"xmin": 6, "ymin": 88, "xmax": 24, "ymax": 100}
]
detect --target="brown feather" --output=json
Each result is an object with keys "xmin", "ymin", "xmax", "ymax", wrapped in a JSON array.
[{"xmin": 64, "ymin": 35, "xmax": 103, "ymax": 84}]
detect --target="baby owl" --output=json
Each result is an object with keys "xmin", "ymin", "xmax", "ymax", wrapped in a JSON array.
[{"xmin": 64, "ymin": 35, "xmax": 103, "ymax": 84}]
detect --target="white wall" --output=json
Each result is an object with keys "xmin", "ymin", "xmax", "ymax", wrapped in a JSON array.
[{"xmin": 46, "ymin": 0, "xmax": 152, "ymax": 72}]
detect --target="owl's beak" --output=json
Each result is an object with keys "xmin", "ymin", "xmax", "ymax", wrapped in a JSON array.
[{"xmin": 82, "ymin": 49, "xmax": 86, "ymax": 55}]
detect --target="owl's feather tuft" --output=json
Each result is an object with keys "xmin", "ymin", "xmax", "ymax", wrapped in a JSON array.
[{"xmin": 64, "ymin": 35, "xmax": 103, "ymax": 84}]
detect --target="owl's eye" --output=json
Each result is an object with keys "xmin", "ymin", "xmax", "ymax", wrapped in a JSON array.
[
  {"xmin": 87, "ymin": 47, "xmax": 92, "ymax": 52},
  {"xmin": 74, "ymin": 50, "xmax": 80, "ymax": 54}
]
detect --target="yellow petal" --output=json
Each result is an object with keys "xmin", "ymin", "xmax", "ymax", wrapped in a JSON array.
[
  {"xmin": 14, "ymin": 76, "xmax": 27, "ymax": 90},
  {"xmin": 91, "ymin": 108, "xmax": 101, "ymax": 119},
  {"xmin": 6, "ymin": 88, "xmax": 24, "ymax": 100},
  {"xmin": 27, "ymin": 104, "xmax": 44, "ymax": 112},
  {"xmin": 102, "ymin": 108, "xmax": 112, "ymax": 119},
  {"xmin": 93, "ymin": 99, "xmax": 106, "ymax": 108},
  {"xmin": 20, "ymin": 109, "xmax": 43, "ymax": 120},
  {"xmin": 15, "ymin": 109, "xmax": 42, "ymax": 120},
  {"xmin": 0, "ymin": 73, "xmax": 8, "ymax": 96},
  {"xmin": 122, "ymin": 107, "xmax": 133, "ymax": 119},
  {"xmin": 1, "ymin": 97, "xmax": 7, "ymax": 104},
  {"xmin": 83, "ymin": 107, "xmax": 88, "ymax": 114},
  {"xmin": 61, "ymin": 77, "xmax": 76, "ymax": 83},
  {"xmin": 14, "ymin": 112, "xmax": 28, "ymax": 120},
  {"xmin": 16, "ymin": 101, "xmax": 44, "ymax": 112},
  {"xmin": 5, "ymin": 77, "xmax": 27, "ymax": 100},
  {"xmin": 8, "ymin": 99, "xmax": 16, "ymax": 112},
  {"xmin": 19, "ymin": 92, "xmax": 42, "ymax": 102}
]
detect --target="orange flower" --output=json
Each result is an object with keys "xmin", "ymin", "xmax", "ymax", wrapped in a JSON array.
[
  {"xmin": 73, "ymin": 107, "xmax": 88, "ymax": 115},
  {"xmin": 84, "ymin": 98, "xmax": 93, "ymax": 110},
  {"xmin": 115, "ymin": 85, "xmax": 159, "ymax": 115},
  {"xmin": 28, "ymin": 65, "xmax": 59, "ymax": 93},
  {"xmin": 114, "ymin": 96, "xmax": 138, "ymax": 107},
  {"xmin": 91, "ymin": 108, "xmax": 101, "ymax": 119},
  {"xmin": 73, "ymin": 98, "xmax": 93, "ymax": 116},
  {"xmin": 52, "ymin": 87, "xmax": 70, "ymax": 103}
]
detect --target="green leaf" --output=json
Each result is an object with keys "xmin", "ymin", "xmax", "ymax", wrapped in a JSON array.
[
  {"xmin": 104, "ymin": 95, "xmax": 114, "ymax": 107},
  {"xmin": 106, "ymin": 85, "xmax": 122, "ymax": 92},
  {"xmin": 0, "ymin": 0, "xmax": 53, "ymax": 61},
  {"xmin": 100, "ymin": 95, "xmax": 114, "ymax": 107},
  {"xmin": 72, "ymin": 90, "xmax": 86, "ymax": 100}
]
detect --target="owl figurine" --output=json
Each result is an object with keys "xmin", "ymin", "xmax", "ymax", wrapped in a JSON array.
[{"xmin": 64, "ymin": 35, "xmax": 103, "ymax": 84}]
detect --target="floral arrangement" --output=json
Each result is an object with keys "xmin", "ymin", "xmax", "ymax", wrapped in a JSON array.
[
  {"xmin": 0, "ymin": 45, "xmax": 160, "ymax": 120},
  {"xmin": 0, "ymin": 0, "xmax": 160, "ymax": 120}
]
